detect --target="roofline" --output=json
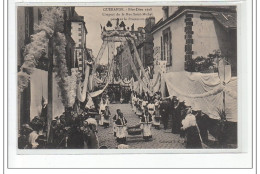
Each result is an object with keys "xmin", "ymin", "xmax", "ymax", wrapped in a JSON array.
[{"xmin": 151, "ymin": 9, "xmax": 236, "ymax": 34}]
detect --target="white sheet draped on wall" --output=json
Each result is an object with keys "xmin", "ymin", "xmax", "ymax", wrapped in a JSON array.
[
  {"xmin": 163, "ymin": 71, "xmax": 237, "ymax": 122},
  {"xmin": 30, "ymin": 68, "xmax": 65, "ymax": 120}
]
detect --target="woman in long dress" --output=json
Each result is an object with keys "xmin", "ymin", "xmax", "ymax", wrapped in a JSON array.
[
  {"xmin": 115, "ymin": 113, "xmax": 127, "ymax": 144},
  {"xmin": 132, "ymin": 92, "xmax": 137, "ymax": 114},
  {"xmin": 135, "ymin": 95, "xmax": 143, "ymax": 118},
  {"xmin": 181, "ymin": 108, "xmax": 202, "ymax": 149},
  {"xmin": 82, "ymin": 118, "xmax": 99, "ymax": 149},
  {"xmin": 141, "ymin": 97, "xmax": 148, "ymax": 113},
  {"xmin": 112, "ymin": 109, "xmax": 121, "ymax": 137},
  {"xmin": 153, "ymin": 99, "xmax": 161, "ymax": 129},
  {"xmin": 103, "ymin": 106, "xmax": 111, "ymax": 128},
  {"xmin": 99, "ymin": 99, "xmax": 105, "ymax": 126},
  {"xmin": 147, "ymin": 100, "xmax": 156, "ymax": 127},
  {"xmin": 140, "ymin": 108, "xmax": 153, "ymax": 141}
]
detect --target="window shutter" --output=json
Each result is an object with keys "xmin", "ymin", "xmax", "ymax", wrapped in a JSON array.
[{"xmin": 169, "ymin": 30, "xmax": 172, "ymax": 65}]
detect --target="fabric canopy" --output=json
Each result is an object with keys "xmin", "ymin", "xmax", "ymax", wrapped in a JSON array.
[{"xmin": 163, "ymin": 71, "xmax": 237, "ymax": 122}]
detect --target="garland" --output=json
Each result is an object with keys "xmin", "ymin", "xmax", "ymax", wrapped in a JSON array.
[
  {"xmin": 18, "ymin": 7, "xmax": 64, "ymax": 92},
  {"xmin": 18, "ymin": 7, "xmax": 79, "ymax": 107},
  {"xmin": 53, "ymin": 32, "xmax": 77, "ymax": 107}
]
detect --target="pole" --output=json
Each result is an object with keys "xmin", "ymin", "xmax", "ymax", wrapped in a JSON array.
[
  {"xmin": 47, "ymin": 36, "xmax": 54, "ymax": 144},
  {"xmin": 223, "ymin": 58, "xmax": 226, "ymax": 112}
]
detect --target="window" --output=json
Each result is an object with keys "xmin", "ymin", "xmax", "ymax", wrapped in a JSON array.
[
  {"xmin": 78, "ymin": 33, "xmax": 82, "ymax": 36},
  {"xmin": 161, "ymin": 27, "xmax": 172, "ymax": 66},
  {"xmin": 78, "ymin": 28, "xmax": 82, "ymax": 31}
]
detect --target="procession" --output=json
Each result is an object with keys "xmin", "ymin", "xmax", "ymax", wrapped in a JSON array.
[{"xmin": 17, "ymin": 6, "xmax": 237, "ymax": 149}]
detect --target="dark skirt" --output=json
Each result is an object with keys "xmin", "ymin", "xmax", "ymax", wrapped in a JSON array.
[{"xmin": 186, "ymin": 126, "xmax": 202, "ymax": 149}]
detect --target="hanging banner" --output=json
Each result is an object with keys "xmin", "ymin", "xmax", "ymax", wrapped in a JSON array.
[
  {"xmin": 218, "ymin": 59, "xmax": 231, "ymax": 84},
  {"xmin": 93, "ymin": 41, "xmax": 107, "ymax": 73},
  {"xmin": 89, "ymin": 59, "xmax": 114, "ymax": 98},
  {"xmin": 128, "ymin": 38, "xmax": 151, "ymax": 88},
  {"xmin": 124, "ymin": 43, "xmax": 152, "ymax": 95},
  {"xmin": 77, "ymin": 65, "xmax": 91, "ymax": 102},
  {"xmin": 158, "ymin": 60, "xmax": 167, "ymax": 74}
]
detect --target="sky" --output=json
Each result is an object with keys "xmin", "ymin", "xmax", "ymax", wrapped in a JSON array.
[{"xmin": 75, "ymin": 6, "xmax": 163, "ymax": 64}]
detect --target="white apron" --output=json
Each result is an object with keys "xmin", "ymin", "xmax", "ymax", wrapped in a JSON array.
[
  {"xmin": 141, "ymin": 123, "xmax": 152, "ymax": 137},
  {"xmin": 99, "ymin": 113, "xmax": 104, "ymax": 125},
  {"xmin": 99, "ymin": 102, "xmax": 105, "ymax": 126},
  {"xmin": 140, "ymin": 115, "xmax": 152, "ymax": 137},
  {"xmin": 113, "ymin": 121, "xmax": 117, "ymax": 134},
  {"xmin": 116, "ymin": 125, "xmax": 127, "ymax": 138}
]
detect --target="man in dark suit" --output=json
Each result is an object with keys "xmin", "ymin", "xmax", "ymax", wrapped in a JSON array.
[{"xmin": 160, "ymin": 99, "xmax": 170, "ymax": 130}]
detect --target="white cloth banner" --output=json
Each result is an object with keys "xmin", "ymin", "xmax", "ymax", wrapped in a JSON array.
[
  {"xmin": 163, "ymin": 71, "xmax": 237, "ymax": 122},
  {"xmin": 30, "ymin": 69, "xmax": 64, "ymax": 120},
  {"xmin": 218, "ymin": 59, "xmax": 232, "ymax": 83},
  {"xmin": 89, "ymin": 59, "xmax": 114, "ymax": 98}
]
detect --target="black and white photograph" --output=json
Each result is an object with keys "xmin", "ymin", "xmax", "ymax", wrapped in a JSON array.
[{"xmin": 17, "ymin": 6, "xmax": 238, "ymax": 150}]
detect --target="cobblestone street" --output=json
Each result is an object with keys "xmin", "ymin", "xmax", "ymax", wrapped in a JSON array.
[{"xmin": 97, "ymin": 103, "xmax": 186, "ymax": 149}]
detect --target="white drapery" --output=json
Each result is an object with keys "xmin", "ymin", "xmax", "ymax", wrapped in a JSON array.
[
  {"xmin": 30, "ymin": 68, "xmax": 64, "ymax": 120},
  {"xmin": 163, "ymin": 71, "xmax": 237, "ymax": 122}
]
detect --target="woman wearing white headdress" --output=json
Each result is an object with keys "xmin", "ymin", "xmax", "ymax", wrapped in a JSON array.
[
  {"xmin": 140, "ymin": 108, "xmax": 153, "ymax": 141},
  {"xmin": 147, "ymin": 99, "xmax": 156, "ymax": 128},
  {"xmin": 99, "ymin": 99, "xmax": 106, "ymax": 126},
  {"xmin": 103, "ymin": 105, "xmax": 111, "ymax": 128},
  {"xmin": 181, "ymin": 107, "xmax": 202, "ymax": 148},
  {"xmin": 153, "ymin": 97, "xmax": 161, "ymax": 129},
  {"xmin": 132, "ymin": 92, "xmax": 137, "ymax": 113},
  {"xmin": 82, "ymin": 118, "xmax": 99, "ymax": 149},
  {"xmin": 115, "ymin": 112, "xmax": 127, "ymax": 144},
  {"xmin": 135, "ymin": 95, "xmax": 143, "ymax": 117}
]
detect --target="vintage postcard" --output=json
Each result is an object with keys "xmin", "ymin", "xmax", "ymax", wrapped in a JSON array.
[{"xmin": 17, "ymin": 5, "xmax": 238, "ymax": 150}]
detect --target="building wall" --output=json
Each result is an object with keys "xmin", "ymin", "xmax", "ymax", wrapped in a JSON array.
[
  {"xmin": 192, "ymin": 12, "xmax": 237, "ymax": 76},
  {"xmin": 71, "ymin": 21, "xmax": 86, "ymax": 73},
  {"xmin": 153, "ymin": 14, "xmax": 186, "ymax": 74},
  {"xmin": 192, "ymin": 12, "xmax": 221, "ymax": 58},
  {"xmin": 17, "ymin": 7, "xmax": 42, "ymax": 129},
  {"xmin": 71, "ymin": 22, "xmax": 83, "ymax": 47},
  {"xmin": 17, "ymin": 7, "xmax": 26, "ymax": 67}
]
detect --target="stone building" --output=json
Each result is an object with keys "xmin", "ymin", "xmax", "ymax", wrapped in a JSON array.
[
  {"xmin": 17, "ymin": 7, "xmax": 43, "ymax": 128},
  {"xmin": 70, "ymin": 13, "xmax": 88, "ymax": 75},
  {"xmin": 152, "ymin": 6, "xmax": 237, "ymax": 76}
]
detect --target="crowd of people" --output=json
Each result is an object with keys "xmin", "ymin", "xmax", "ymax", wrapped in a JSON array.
[
  {"xmin": 130, "ymin": 91, "xmax": 211, "ymax": 148},
  {"xmin": 18, "ymin": 86, "xmax": 211, "ymax": 149}
]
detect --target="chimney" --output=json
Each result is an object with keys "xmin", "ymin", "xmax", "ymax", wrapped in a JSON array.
[
  {"xmin": 162, "ymin": 6, "xmax": 169, "ymax": 21},
  {"xmin": 149, "ymin": 17, "xmax": 155, "ymax": 27}
]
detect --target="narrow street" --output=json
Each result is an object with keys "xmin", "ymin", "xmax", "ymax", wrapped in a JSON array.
[{"xmin": 97, "ymin": 103, "xmax": 186, "ymax": 149}]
